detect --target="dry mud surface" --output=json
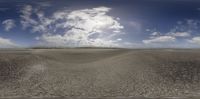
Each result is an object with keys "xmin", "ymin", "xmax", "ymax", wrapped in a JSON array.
[{"xmin": 1, "ymin": 48, "xmax": 200, "ymax": 99}]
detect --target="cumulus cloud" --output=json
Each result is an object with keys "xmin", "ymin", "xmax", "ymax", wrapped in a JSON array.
[
  {"xmin": 150, "ymin": 32, "xmax": 161, "ymax": 36},
  {"xmin": 188, "ymin": 37, "xmax": 200, "ymax": 44},
  {"xmin": 20, "ymin": 5, "xmax": 124, "ymax": 47},
  {"xmin": 2, "ymin": 19, "xmax": 16, "ymax": 31},
  {"xmin": 143, "ymin": 19, "xmax": 198, "ymax": 46},
  {"xmin": 0, "ymin": 37, "xmax": 18, "ymax": 48},
  {"xmin": 143, "ymin": 36, "xmax": 175, "ymax": 44},
  {"xmin": 143, "ymin": 30, "xmax": 175, "ymax": 44}
]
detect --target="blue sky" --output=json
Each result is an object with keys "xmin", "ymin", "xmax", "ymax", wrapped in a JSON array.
[{"xmin": 1, "ymin": 0, "xmax": 200, "ymax": 48}]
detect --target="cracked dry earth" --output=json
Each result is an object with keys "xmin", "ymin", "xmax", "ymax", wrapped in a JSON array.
[{"xmin": 1, "ymin": 49, "xmax": 200, "ymax": 99}]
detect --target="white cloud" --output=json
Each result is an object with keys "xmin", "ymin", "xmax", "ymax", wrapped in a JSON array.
[
  {"xmin": 143, "ymin": 19, "xmax": 197, "ymax": 46},
  {"xmin": 150, "ymin": 32, "xmax": 161, "ymax": 36},
  {"xmin": 20, "ymin": 6, "xmax": 124, "ymax": 47},
  {"xmin": 0, "ymin": 37, "xmax": 18, "ymax": 48},
  {"xmin": 20, "ymin": 5, "xmax": 38, "ymax": 29},
  {"xmin": 117, "ymin": 38, "xmax": 122, "ymax": 41},
  {"xmin": 168, "ymin": 32, "xmax": 190, "ymax": 37},
  {"xmin": 37, "ymin": 34, "xmax": 119, "ymax": 47},
  {"xmin": 143, "ymin": 36, "xmax": 176, "ymax": 44},
  {"xmin": 2, "ymin": 19, "xmax": 16, "ymax": 31},
  {"xmin": 188, "ymin": 37, "xmax": 200, "ymax": 44},
  {"xmin": 171, "ymin": 19, "xmax": 200, "ymax": 33},
  {"xmin": 64, "ymin": 7, "xmax": 123, "ymax": 34},
  {"xmin": 146, "ymin": 29, "xmax": 150, "ymax": 32}
]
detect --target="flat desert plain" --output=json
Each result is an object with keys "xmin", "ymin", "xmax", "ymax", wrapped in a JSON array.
[{"xmin": 1, "ymin": 48, "xmax": 200, "ymax": 99}]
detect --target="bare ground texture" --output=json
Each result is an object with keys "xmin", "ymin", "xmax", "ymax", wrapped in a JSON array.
[{"xmin": 1, "ymin": 48, "xmax": 200, "ymax": 98}]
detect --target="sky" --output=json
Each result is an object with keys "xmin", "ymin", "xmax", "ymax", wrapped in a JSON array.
[{"xmin": 1, "ymin": 0, "xmax": 200, "ymax": 48}]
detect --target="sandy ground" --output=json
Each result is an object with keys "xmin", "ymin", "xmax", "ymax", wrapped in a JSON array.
[{"xmin": 0, "ymin": 48, "xmax": 200, "ymax": 98}]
